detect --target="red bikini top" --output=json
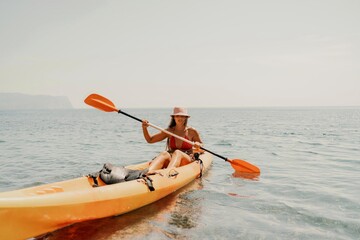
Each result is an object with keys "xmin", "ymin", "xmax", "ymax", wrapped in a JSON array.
[{"xmin": 168, "ymin": 135, "xmax": 193, "ymax": 151}]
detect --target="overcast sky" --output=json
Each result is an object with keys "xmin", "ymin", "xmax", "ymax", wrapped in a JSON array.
[{"xmin": 1, "ymin": 0, "xmax": 359, "ymax": 108}]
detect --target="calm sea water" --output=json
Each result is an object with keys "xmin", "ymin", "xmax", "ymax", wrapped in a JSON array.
[{"xmin": 0, "ymin": 108, "xmax": 359, "ymax": 240}]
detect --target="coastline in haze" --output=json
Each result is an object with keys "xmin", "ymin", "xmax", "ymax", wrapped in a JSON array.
[{"xmin": 0, "ymin": 93, "xmax": 73, "ymax": 110}]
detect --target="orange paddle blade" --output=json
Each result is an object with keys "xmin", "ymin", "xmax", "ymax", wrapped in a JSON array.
[
  {"xmin": 84, "ymin": 94, "xmax": 118, "ymax": 112},
  {"xmin": 227, "ymin": 159, "xmax": 260, "ymax": 173}
]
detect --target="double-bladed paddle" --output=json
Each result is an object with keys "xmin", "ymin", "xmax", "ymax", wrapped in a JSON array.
[{"xmin": 84, "ymin": 93, "xmax": 260, "ymax": 173}]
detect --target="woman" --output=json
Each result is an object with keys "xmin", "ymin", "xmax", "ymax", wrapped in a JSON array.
[{"xmin": 142, "ymin": 107, "xmax": 203, "ymax": 172}]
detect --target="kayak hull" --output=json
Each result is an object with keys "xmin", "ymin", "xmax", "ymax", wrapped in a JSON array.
[{"xmin": 0, "ymin": 152, "xmax": 212, "ymax": 240}]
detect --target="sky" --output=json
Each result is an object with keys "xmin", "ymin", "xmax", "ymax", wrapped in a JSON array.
[{"xmin": 0, "ymin": 0, "xmax": 359, "ymax": 108}]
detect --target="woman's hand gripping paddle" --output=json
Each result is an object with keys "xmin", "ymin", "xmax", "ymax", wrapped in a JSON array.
[{"xmin": 84, "ymin": 93, "xmax": 260, "ymax": 174}]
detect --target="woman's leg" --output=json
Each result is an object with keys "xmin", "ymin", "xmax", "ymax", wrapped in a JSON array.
[
  {"xmin": 148, "ymin": 151, "xmax": 171, "ymax": 172},
  {"xmin": 167, "ymin": 150, "xmax": 192, "ymax": 169}
]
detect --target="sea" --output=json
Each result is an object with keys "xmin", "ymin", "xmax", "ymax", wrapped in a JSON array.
[{"xmin": 0, "ymin": 108, "xmax": 359, "ymax": 240}]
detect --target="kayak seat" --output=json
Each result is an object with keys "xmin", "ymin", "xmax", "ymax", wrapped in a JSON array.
[
  {"xmin": 180, "ymin": 158, "xmax": 191, "ymax": 167},
  {"xmin": 162, "ymin": 159, "xmax": 170, "ymax": 168}
]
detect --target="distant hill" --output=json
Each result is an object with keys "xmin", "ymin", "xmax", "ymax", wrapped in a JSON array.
[{"xmin": 0, "ymin": 93, "xmax": 73, "ymax": 110}]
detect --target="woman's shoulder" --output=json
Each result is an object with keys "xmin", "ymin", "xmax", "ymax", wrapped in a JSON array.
[{"xmin": 186, "ymin": 126, "xmax": 199, "ymax": 133}]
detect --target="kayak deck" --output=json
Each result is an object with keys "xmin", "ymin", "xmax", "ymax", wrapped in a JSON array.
[{"xmin": 0, "ymin": 152, "xmax": 212, "ymax": 240}]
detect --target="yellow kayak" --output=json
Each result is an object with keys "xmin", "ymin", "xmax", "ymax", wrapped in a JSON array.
[{"xmin": 0, "ymin": 152, "xmax": 212, "ymax": 240}]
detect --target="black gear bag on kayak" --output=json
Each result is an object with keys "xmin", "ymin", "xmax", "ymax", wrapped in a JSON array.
[{"xmin": 87, "ymin": 163, "xmax": 149, "ymax": 186}]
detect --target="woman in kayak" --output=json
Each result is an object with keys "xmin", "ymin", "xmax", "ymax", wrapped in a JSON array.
[{"xmin": 142, "ymin": 107, "xmax": 203, "ymax": 172}]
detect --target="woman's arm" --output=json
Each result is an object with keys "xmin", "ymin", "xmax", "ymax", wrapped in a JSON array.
[{"xmin": 142, "ymin": 120, "xmax": 168, "ymax": 143}]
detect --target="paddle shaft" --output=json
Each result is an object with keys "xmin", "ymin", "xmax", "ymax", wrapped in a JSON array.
[{"xmin": 118, "ymin": 110, "xmax": 229, "ymax": 162}]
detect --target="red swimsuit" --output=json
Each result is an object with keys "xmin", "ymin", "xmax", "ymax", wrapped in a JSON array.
[{"xmin": 168, "ymin": 135, "xmax": 193, "ymax": 152}]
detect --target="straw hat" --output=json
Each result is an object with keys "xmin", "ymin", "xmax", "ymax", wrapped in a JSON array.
[{"xmin": 171, "ymin": 107, "xmax": 190, "ymax": 117}]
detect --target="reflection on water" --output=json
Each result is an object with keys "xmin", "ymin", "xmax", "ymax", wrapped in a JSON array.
[
  {"xmin": 35, "ymin": 179, "xmax": 204, "ymax": 240},
  {"xmin": 162, "ymin": 180, "xmax": 204, "ymax": 239},
  {"xmin": 169, "ymin": 213, "xmax": 195, "ymax": 229},
  {"xmin": 232, "ymin": 171, "xmax": 260, "ymax": 180},
  {"xmin": 168, "ymin": 191, "xmax": 202, "ymax": 229}
]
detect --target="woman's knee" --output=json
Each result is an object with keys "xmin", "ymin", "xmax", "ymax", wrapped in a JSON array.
[
  {"xmin": 149, "ymin": 151, "xmax": 171, "ymax": 170},
  {"xmin": 172, "ymin": 150, "xmax": 191, "ymax": 160},
  {"xmin": 172, "ymin": 150, "xmax": 183, "ymax": 157}
]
